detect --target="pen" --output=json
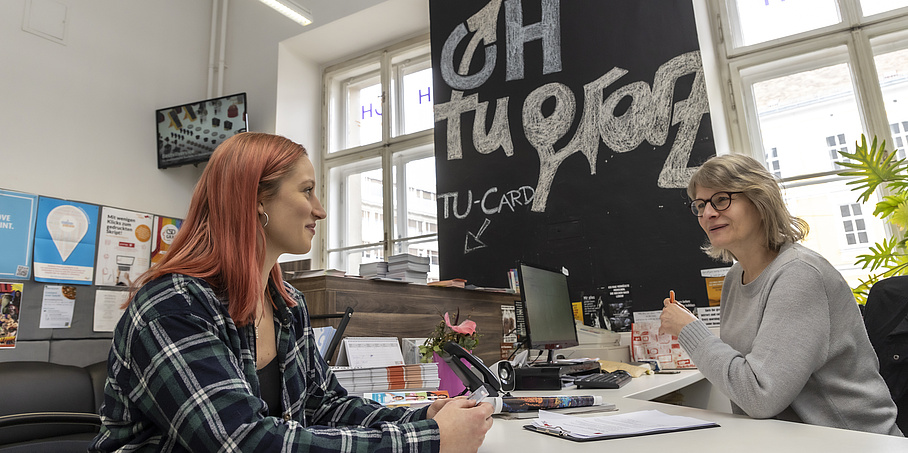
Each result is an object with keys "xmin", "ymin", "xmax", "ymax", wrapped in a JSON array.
[{"xmin": 669, "ymin": 290, "xmax": 676, "ymax": 304}]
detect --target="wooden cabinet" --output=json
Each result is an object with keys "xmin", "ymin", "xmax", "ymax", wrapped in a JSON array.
[{"xmin": 288, "ymin": 276, "xmax": 516, "ymax": 365}]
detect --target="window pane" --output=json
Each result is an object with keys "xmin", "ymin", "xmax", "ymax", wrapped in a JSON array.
[
  {"xmin": 874, "ymin": 46, "xmax": 908, "ymax": 160},
  {"xmin": 782, "ymin": 178, "xmax": 885, "ymax": 287},
  {"xmin": 327, "ymin": 162, "xmax": 384, "ymax": 251},
  {"xmin": 395, "ymin": 66, "xmax": 435, "ymax": 136},
  {"xmin": 752, "ymin": 61, "xmax": 863, "ymax": 178},
  {"xmin": 862, "ymin": 0, "xmax": 908, "ymax": 16},
  {"xmin": 731, "ymin": 0, "xmax": 840, "ymax": 47},
  {"xmin": 393, "ymin": 155, "xmax": 438, "ymax": 243},
  {"xmin": 345, "ymin": 75, "xmax": 382, "ymax": 148},
  {"xmin": 328, "ymin": 246, "xmax": 384, "ymax": 276}
]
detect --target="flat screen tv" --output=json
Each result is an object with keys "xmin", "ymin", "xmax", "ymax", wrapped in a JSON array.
[
  {"xmin": 515, "ymin": 262, "xmax": 579, "ymax": 363},
  {"xmin": 156, "ymin": 92, "xmax": 247, "ymax": 169}
]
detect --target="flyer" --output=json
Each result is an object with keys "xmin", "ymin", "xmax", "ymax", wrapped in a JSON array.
[
  {"xmin": 95, "ymin": 207, "xmax": 154, "ymax": 287},
  {"xmin": 33, "ymin": 197, "xmax": 99, "ymax": 285},
  {"xmin": 0, "ymin": 190, "xmax": 38, "ymax": 280},
  {"xmin": 150, "ymin": 215, "xmax": 183, "ymax": 265},
  {"xmin": 0, "ymin": 282, "xmax": 23, "ymax": 348},
  {"xmin": 39, "ymin": 285, "xmax": 76, "ymax": 329},
  {"xmin": 93, "ymin": 289, "xmax": 129, "ymax": 332}
]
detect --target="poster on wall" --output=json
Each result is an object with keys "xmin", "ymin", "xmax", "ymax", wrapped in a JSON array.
[
  {"xmin": 33, "ymin": 197, "xmax": 99, "ymax": 285},
  {"xmin": 93, "ymin": 289, "xmax": 129, "ymax": 332},
  {"xmin": 150, "ymin": 216, "xmax": 183, "ymax": 265},
  {"xmin": 39, "ymin": 285, "xmax": 76, "ymax": 329},
  {"xmin": 0, "ymin": 189, "xmax": 38, "ymax": 280},
  {"xmin": 95, "ymin": 207, "xmax": 154, "ymax": 287},
  {"xmin": 0, "ymin": 282, "xmax": 24, "ymax": 348}
]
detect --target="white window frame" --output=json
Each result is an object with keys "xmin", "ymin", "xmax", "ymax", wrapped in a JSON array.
[{"xmin": 320, "ymin": 35, "xmax": 437, "ymax": 271}]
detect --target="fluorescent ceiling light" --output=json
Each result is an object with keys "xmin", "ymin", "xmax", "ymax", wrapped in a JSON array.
[{"xmin": 258, "ymin": 0, "xmax": 313, "ymax": 26}]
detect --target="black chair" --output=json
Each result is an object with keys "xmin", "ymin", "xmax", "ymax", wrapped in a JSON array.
[
  {"xmin": 0, "ymin": 361, "xmax": 107, "ymax": 453},
  {"xmin": 864, "ymin": 276, "xmax": 908, "ymax": 433}
]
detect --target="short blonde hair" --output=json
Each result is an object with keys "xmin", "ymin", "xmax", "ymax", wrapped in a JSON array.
[{"xmin": 687, "ymin": 154, "xmax": 809, "ymax": 263}]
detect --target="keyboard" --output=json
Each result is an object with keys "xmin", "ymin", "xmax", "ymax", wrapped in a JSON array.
[{"xmin": 574, "ymin": 370, "xmax": 632, "ymax": 389}]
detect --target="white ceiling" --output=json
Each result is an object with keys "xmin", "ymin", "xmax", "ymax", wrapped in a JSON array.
[{"xmin": 280, "ymin": 0, "xmax": 430, "ymax": 65}]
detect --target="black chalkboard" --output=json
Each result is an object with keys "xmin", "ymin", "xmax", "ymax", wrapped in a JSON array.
[{"xmin": 429, "ymin": 0, "xmax": 721, "ymax": 313}]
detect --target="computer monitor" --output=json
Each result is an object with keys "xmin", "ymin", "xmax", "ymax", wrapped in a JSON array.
[
  {"xmin": 515, "ymin": 262, "xmax": 579, "ymax": 363},
  {"xmin": 156, "ymin": 92, "xmax": 248, "ymax": 169}
]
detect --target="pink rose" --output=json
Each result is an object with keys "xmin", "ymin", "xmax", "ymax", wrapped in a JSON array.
[{"xmin": 444, "ymin": 312, "xmax": 476, "ymax": 335}]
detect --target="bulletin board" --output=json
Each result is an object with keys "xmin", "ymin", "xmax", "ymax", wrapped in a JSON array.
[{"xmin": 429, "ymin": 0, "xmax": 722, "ymax": 312}]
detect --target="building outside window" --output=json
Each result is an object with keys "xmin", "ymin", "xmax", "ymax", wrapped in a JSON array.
[
  {"xmin": 713, "ymin": 0, "xmax": 908, "ymax": 285},
  {"xmin": 322, "ymin": 36, "xmax": 440, "ymax": 280}
]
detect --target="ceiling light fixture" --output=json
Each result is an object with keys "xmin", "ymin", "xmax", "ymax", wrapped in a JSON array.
[{"xmin": 258, "ymin": 0, "xmax": 313, "ymax": 26}]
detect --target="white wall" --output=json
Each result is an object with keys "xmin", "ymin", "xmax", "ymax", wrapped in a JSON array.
[{"xmin": 0, "ymin": 0, "xmax": 303, "ymax": 218}]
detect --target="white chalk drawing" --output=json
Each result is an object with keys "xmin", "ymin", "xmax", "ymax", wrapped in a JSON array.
[
  {"xmin": 438, "ymin": 185, "xmax": 535, "ymax": 220},
  {"xmin": 464, "ymin": 218, "xmax": 492, "ymax": 254},
  {"xmin": 434, "ymin": 0, "xmax": 708, "ymax": 214}
]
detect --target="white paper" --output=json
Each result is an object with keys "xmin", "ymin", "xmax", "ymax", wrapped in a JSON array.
[
  {"xmin": 696, "ymin": 306, "xmax": 722, "ymax": 328},
  {"xmin": 337, "ymin": 337, "xmax": 404, "ymax": 367},
  {"xmin": 39, "ymin": 285, "xmax": 75, "ymax": 328},
  {"xmin": 533, "ymin": 409, "xmax": 717, "ymax": 439},
  {"xmin": 95, "ymin": 207, "xmax": 154, "ymax": 287},
  {"xmin": 93, "ymin": 289, "xmax": 128, "ymax": 332}
]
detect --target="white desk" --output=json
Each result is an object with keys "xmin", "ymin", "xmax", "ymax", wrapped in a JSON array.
[{"xmin": 480, "ymin": 370, "xmax": 908, "ymax": 452}]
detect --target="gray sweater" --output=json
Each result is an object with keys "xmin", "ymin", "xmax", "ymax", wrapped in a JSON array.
[{"xmin": 678, "ymin": 243, "xmax": 902, "ymax": 436}]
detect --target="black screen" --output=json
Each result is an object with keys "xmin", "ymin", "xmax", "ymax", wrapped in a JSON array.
[
  {"xmin": 156, "ymin": 92, "xmax": 247, "ymax": 169},
  {"xmin": 517, "ymin": 262, "xmax": 578, "ymax": 352}
]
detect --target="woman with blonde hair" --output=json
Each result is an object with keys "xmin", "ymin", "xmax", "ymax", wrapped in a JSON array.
[
  {"xmin": 660, "ymin": 154, "xmax": 901, "ymax": 436},
  {"xmin": 90, "ymin": 132, "xmax": 493, "ymax": 452}
]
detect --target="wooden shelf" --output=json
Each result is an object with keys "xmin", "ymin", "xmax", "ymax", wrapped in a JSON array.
[{"xmin": 288, "ymin": 276, "xmax": 516, "ymax": 365}]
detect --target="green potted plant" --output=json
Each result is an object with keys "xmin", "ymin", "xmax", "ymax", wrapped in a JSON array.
[
  {"xmin": 837, "ymin": 134, "xmax": 908, "ymax": 304},
  {"xmin": 419, "ymin": 309, "xmax": 481, "ymax": 395}
]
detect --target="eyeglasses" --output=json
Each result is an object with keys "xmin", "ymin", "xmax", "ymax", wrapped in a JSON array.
[{"xmin": 689, "ymin": 192, "xmax": 743, "ymax": 217}]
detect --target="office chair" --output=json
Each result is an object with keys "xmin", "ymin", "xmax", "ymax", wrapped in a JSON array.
[
  {"xmin": 864, "ymin": 276, "xmax": 908, "ymax": 433},
  {"xmin": 0, "ymin": 361, "xmax": 106, "ymax": 453}
]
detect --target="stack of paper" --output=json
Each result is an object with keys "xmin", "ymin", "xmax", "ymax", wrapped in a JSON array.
[
  {"xmin": 386, "ymin": 254, "xmax": 430, "ymax": 283},
  {"xmin": 359, "ymin": 261, "xmax": 388, "ymax": 279},
  {"xmin": 331, "ymin": 363, "xmax": 440, "ymax": 395}
]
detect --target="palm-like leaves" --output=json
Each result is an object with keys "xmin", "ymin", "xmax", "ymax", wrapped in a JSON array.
[
  {"xmin": 837, "ymin": 135, "xmax": 908, "ymax": 203},
  {"xmin": 837, "ymin": 134, "xmax": 908, "ymax": 304}
]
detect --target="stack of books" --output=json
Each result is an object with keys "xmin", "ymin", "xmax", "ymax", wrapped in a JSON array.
[
  {"xmin": 359, "ymin": 261, "xmax": 388, "ymax": 279},
  {"xmin": 331, "ymin": 363, "xmax": 440, "ymax": 395},
  {"xmin": 386, "ymin": 253, "xmax": 430, "ymax": 283}
]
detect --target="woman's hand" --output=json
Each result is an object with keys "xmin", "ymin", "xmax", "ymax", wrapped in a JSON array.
[
  {"xmin": 659, "ymin": 297, "xmax": 697, "ymax": 337},
  {"xmin": 433, "ymin": 398, "xmax": 494, "ymax": 453},
  {"xmin": 426, "ymin": 396, "xmax": 456, "ymax": 419}
]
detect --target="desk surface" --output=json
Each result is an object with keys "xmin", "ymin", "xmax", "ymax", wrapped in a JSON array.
[{"xmin": 481, "ymin": 370, "xmax": 908, "ymax": 452}]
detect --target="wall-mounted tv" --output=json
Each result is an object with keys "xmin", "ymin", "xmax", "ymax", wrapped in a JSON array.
[{"xmin": 156, "ymin": 92, "xmax": 247, "ymax": 169}]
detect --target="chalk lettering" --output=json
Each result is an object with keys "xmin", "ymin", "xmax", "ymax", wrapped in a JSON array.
[{"xmin": 504, "ymin": 0, "xmax": 562, "ymax": 81}]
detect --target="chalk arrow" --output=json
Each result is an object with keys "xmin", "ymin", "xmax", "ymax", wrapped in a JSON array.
[
  {"xmin": 460, "ymin": 0, "xmax": 501, "ymax": 75},
  {"xmin": 464, "ymin": 218, "xmax": 491, "ymax": 254}
]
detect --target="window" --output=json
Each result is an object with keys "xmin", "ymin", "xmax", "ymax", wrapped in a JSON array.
[
  {"xmin": 841, "ymin": 203, "xmax": 870, "ymax": 246},
  {"xmin": 323, "ymin": 36, "xmax": 440, "ymax": 280},
  {"xmin": 712, "ymin": 0, "xmax": 908, "ymax": 284}
]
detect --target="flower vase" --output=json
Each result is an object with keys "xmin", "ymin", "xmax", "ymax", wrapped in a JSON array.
[{"xmin": 433, "ymin": 352, "xmax": 468, "ymax": 396}]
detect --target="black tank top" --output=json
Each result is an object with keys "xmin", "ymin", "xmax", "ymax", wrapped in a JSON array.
[{"xmin": 256, "ymin": 357, "xmax": 282, "ymax": 417}]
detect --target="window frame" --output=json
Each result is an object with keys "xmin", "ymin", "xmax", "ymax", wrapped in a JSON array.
[{"xmin": 320, "ymin": 34, "xmax": 437, "ymax": 272}]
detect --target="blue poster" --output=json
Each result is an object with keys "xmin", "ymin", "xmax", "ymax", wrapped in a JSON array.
[
  {"xmin": 0, "ymin": 190, "xmax": 39, "ymax": 279},
  {"xmin": 33, "ymin": 197, "xmax": 99, "ymax": 285}
]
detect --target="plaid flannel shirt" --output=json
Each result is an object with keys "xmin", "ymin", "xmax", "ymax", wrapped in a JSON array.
[{"xmin": 89, "ymin": 274, "xmax": 440, "ymax": 452}]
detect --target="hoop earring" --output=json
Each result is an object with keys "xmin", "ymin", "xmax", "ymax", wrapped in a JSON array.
[{"xmin": 262, "ymin": 212, "xmax": 270, "ymax": 227}]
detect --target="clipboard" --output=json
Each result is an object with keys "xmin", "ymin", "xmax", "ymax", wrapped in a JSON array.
[
  {"xmin": 523, "ymin": 411, "xmax": 719, "ymax": 442},
  {"xmin": 523, "ymin": 422, "xmax": 719, "ymax": 442}
]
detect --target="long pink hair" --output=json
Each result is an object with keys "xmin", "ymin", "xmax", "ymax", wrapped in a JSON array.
[{"xmin": 132, "ymin": 133, "xmax": 306, "ymax": 326}]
